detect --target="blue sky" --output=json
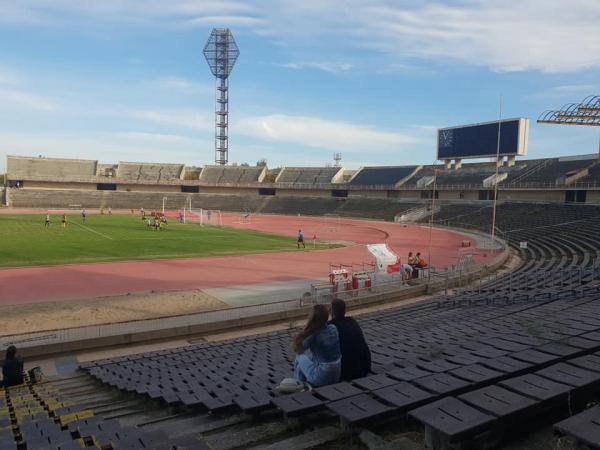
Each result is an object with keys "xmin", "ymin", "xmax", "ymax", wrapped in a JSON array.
[{"xmin": 0, "ymin": 0, "xmax": 599, "ymax": 171}]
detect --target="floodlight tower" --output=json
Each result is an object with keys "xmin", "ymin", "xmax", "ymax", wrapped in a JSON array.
[{"xmin": 203, "ymin": 28, "xmax": 240, "ymax": 165}]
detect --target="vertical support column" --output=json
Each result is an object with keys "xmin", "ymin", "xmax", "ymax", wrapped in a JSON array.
[{"xmin": 215, "ymin": 76, "xmax": 229, "ymax": 165}]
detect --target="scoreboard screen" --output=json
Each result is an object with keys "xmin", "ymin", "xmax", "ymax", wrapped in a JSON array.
[{"xmin": 437, "ymin": 118, "xmax": 529, "ymax": 160}]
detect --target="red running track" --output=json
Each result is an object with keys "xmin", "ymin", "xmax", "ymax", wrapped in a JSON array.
[{"xmin": 0, "ymin": 213, "xmax": 494, "ymax": 305}]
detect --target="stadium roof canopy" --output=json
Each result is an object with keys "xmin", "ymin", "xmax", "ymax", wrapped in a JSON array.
[{"xmin": 538, "ymin": 95, "xmax": 600, "ymax": 127}]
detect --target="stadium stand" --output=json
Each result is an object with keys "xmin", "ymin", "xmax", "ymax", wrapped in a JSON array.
[
  {"xmin": 348, "ymin": 166, "xmax": 419, "ymax": 186},
  {"xmin": 38, "ymin": 202, "xmax": 595, "ymax": 449},
  {"xmin": 503, "ymin": 156, "xmax": 596, "ymax": 186},
  {"xmin": 8, "ymin": 189, "xmax": 268, "ymax": 211},
  {"xmin": 199, "ymin": 165, "xmax": 265, "ymax": 184},
  {"xmin": 262, "ymin": 167, "xmax": 281, "ymax": 183},
  {"xmin": 573, "ymin": 160, "xmax": 600, "ymax": 186},
  {"xmin": 400, "ymin": 162, "xmax": 518, "ymax": 188},
  {"xmin": 117, "ymin": 162, "xmax": 184, "ymax": 183},
  {"xmin": 275, "ymin": 167, "xmax": 342, "ymax": 184},
  {"xmin": 260, "ymin": 196, "xmax": 342, "ymax": 216},
  {"xmin": 6, "ymin": 156, "xmax": 97, "ymax": 180},
  {"xmin": 0, "ymin": 376, "xmax": 204, "ymax": 449},
  {"xmin": 335, "ymin": 199, "xmax": 420, "ymax": 221},
  {"xmin": 434, "ymin": 170, "xmax": 491, "ymax": 187}
]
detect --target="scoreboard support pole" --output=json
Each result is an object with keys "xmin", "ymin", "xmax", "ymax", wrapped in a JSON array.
[{"xmin": 491, "ymin": 95, "xmax": 503, "ymax": 242}]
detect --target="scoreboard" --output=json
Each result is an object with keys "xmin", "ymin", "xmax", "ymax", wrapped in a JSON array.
[{"xmin": 437, "ymin": 118, "xmax": 529, "ymax": 160}]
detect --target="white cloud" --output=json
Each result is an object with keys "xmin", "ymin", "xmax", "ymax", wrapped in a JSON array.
[
  {"xmin": 0, "ymin": 88, "xmax": 56, "ymax": 111},
  {"xmin": 0, "ymin": 132, "xmax": 214, "ymax": 170},
  {"xmin": 1, "ymin": 1, "xmax": 599, "ymax": 72},
  {"xmin": 147, "ymin": 77, "xmax": 211, "ymax": 95},
  {"xmin": 529, "ymin": 84, "xmax": 600, "ymax": 102},
  {"xmin": 362, "ymin": 1, "xmax": 600, "ymax": 73},
  {"xmin": 180, "ymin": 15, "xmax": 266, "ymax": 28},
  {"xmin": 277, "ymin": 61, "xmax": 353, "ymax": 74},
  {"xmin": 129, "ymin": 109, "xmax": 213, "ymax": 132},
  {"xmin": 236, "ymin": 114, "xmax": 418, "ymax": 153},
  {"xmin": 114, "ymin": 131, "xmax": 197, "ymax": 144},
  {"xmin": 230, "ymin": 0, "xmax": 600, "ymax": 73},
  {"xmin": 0, "ymin": 67, "xmax": 19, "ymax": 85}
]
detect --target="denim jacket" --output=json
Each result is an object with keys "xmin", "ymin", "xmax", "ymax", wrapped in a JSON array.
[{"xmin": 299, "ymin": 324, "xmax": 341, "ymax": 363}]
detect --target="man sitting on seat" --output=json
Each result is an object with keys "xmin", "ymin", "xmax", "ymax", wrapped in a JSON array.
[
  {"xmin": 1, "ymin": 346, "xmax": 24, "ymax": 388},
  {"xmin": 329, "ymin": 299, "xmax": 371, "ymax": 381},
  {"xmin": 412, "ymin": 252, "xmax": 427, "ymax": 278}
]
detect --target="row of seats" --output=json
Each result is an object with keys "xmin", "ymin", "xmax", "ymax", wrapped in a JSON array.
[
  {"xmin": 504, "ymin": 157, "xmax": 595, "ymax": 186},
  {"xmin": 6, "ymin": 156, "xmax": 97, "ymax": 180},
  {"xmin": 2, "ymin": 375, "xmax": 204, "ymax": 449},
  {"xmin": 8, "ymin": 188, "xmax": 423, "ymax": 220},
  {"xmin": 116, "ymin": 163, "xmax": 184, "ymax": 183},
  {"xmin": 8, "ymin": 190, "xmax": 268, "ymax": 211},
  {"xmin": 198, "ymin": 166, "xmax": 264, "ymax": 184},
  {"xmin": 276, "ymin": 167, "xmax": 341, "ymax": 184},
  {"xmin": 349, "ymin": 166, "xmax": 418, "ymax": 186}
]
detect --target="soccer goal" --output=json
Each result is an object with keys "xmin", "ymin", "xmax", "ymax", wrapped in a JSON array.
[{"xmin": 189, "ymin": 208, "xmax": 223, "ymax": 227}]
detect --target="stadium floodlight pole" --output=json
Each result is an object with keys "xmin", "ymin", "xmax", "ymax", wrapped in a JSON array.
[
  {"xmin": 491, "ymin": 95, "xmax": 503, "ymax": 242},
  {"xmin": 203, "ymin": 29, "xmax": 240, "ymax": 166}
]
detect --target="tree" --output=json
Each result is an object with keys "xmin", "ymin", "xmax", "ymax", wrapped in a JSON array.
[{"xmin": 256, "ymin": 158, "xmax": 267, "ymax": 167}]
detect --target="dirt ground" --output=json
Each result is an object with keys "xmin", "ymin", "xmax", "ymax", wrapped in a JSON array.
[{"xmin": 0, "ymin": 290, "xmax": 228, "ymax": 336}]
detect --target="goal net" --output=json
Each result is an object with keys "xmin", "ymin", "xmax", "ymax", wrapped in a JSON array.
[{"xmin": 189, "ymin": 208, "xmax": 223, "ymax": 227}]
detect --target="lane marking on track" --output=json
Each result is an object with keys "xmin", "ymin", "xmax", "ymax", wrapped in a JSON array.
[{"xmin": 71, "ymin": 221, "xmax": 114, "ymax": 240}]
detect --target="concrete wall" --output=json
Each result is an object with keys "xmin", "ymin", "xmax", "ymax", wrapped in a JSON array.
[
  {"xmin": 585, "ymin": 190, "xmax": 600, "ymax": 204},
  {"xmin": 499, "ymin": 189, "xmax": 566, "ymax": 202},
  {"xmin": 24, "ymin": 181, "xmax": 96, "ymax": 190},
  {"xmin": 117, "ymin": 184, "xmax": 181, "ymax": 193},
  {"xmin": 347, "ymin": 190, "xmax": 389, "ymax": 199},
  {"xmin": 276, "ymin": 189, "xmax": 331, "ymax": 197},
  {"xmin": 9, "ymin": 189, "xmax": 268, "ymax": 211},
  {"xmin": 199, "ymin": 187, "xmax": 258, "ymax": 195},
  {"xmin": 7, "ymin": 156, "xmax": 97, "ymax": 180}
]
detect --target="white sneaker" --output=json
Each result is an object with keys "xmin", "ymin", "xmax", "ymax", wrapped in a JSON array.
[{"xmin": 275, "ymin": 378, "xmax": 311, "ymax": 394}]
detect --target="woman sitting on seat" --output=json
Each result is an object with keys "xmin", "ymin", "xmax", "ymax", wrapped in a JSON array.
[
  {"xmin": 1, "ymin": 346, "xmax": 24, "ymax": 388},
  {"xmin": 292, "ymin": 304, "xmax": 341, "ymax": 388}
]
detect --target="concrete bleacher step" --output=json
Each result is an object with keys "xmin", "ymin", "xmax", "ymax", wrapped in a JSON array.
[
  {"xmin": 326, "ymin": 393, "xmax": 395, "ymax": 428},
  {"xmin": 408, "ymin": 397, "xmax": 495, "ymax": 449},
  {"xmin": 313, "ymin": 382, "xmax": 364, "ymax": 401},
  {"xmin": 271, "ymin": 392, "xmax": 324, "ymax": 418},
  {"xmin": 458, "ymin": 385, "xmax": 539, "ymax": 426},
  {"xmin": 372, "ymin": 382, "xmax": 433, "ymax": 412},
  {"xmin": 554, "ymin": 406, "xmax": 600, "ymax": 449},
  {"xmin": 247, "ymin": 426, "xmax": 343, "ymax": 450}
]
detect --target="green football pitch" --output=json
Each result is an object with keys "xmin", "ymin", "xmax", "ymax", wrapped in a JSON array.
[{"xmin": 0, "ymin": 214, "xmax": 327, "ymax": 268}]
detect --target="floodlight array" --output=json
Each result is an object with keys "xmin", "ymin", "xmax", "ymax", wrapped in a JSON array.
[
  {"xmin": 538, "ymin": 95, "xmax": 600, "ymax": 127},
  {"xmin": 203, "ymin": 29, "xmax": 240, "ymax": 165}
]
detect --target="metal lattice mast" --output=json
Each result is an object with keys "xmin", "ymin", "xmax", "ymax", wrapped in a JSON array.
[{"xmin": 203, "ymin": 29, "xmax": 240, "ymax": 165}]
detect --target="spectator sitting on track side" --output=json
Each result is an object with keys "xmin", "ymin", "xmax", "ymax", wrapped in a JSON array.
[
  {"xmin": 1, "ymin": 345, "xmax": 24, "ymax": 388},
  {"xmin": 278, "ymin": 305, "xmax": 341, "ymax": 393},
  {"xmin": 407, "ymin": 251, "xmax": 416, "ymax": 266},
  {"xmin": 416, "ymin": 252, "xmax": 427, "ymax": 268},
  {"xmin": 411, "ymin": 252, "xmax": 427, "ymax": 278},
  {"xmin": 329, "ymin": 299, "xmax": 371, "ymax": 381}
]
